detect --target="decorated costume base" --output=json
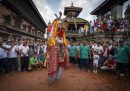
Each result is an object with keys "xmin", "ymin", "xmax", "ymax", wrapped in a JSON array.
[{"xmin": 47, "ymin": 12, "xmax": 70, "ymax": 84}]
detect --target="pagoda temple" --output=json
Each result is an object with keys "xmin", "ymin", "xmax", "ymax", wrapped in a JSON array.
[{"xmin": 64, "ymin": 3, "xmax": 88, "ymax": 41}]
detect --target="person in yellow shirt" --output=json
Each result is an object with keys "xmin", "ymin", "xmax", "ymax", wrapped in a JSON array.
[{"xmin": 84, "ymin": 24, "xmax": 89, "ymax": 35}]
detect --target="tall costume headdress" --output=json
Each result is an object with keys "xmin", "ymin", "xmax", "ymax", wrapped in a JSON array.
[{"xmin": 47, "ymin": 12, "xmax": 68, "ymax": 46}]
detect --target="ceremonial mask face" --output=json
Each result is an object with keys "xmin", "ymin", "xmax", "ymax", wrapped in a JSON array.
[
  {"xmin": 58, "ymin": 20, "xmax": 62, "ymax": 28},
  {"xmin": 57, "ymin": 19, "xmax": 68, "ymax": 32},
  {"xmin": 56, "ymin": 19, "xmax": 68, "ymax": 44}
]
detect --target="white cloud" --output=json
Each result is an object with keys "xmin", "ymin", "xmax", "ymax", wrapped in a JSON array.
[
  {"xmin": 32, "ymin": 0, "xmax": 107, "ymax": 24},
  {"xmin": 32, "ymin": 0, "xmax": 55, "ymax": 24}
]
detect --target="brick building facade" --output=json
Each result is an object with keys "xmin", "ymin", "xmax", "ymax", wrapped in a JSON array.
[{"xmin": 0, "ymin": 0, "xmax": 47, "ymax": 41}]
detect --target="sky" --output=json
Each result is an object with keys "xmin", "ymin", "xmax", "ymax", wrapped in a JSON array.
[{"xmin": 32, "ymin": 0, "xmax": 130, "ymax": 24}]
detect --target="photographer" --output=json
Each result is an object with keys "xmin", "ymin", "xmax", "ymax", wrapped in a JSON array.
[{"xmin": 0, "ymin": 39, "xmax": 11, "ymax": 76}]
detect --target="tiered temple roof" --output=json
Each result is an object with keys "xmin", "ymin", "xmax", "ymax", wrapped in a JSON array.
[
  {"xmin": 64, "ymin": 6, "xmax": 82, "ymax": 17},
  {"xmin": 64, "ymin": 3, "xmax": 88, "ymax": 38}
]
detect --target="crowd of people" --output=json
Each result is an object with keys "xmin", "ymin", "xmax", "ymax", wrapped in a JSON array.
[
  {"xmin": 0, "ymin": 38, "xmax": 130, "ymax": 80},
  {"xmin": 68, "ymin": 39, "xmax": 130, "ymax": 80},
  {"xmin": 0, "ymin": 39, "xmax": 47, "ymax": 76},
  {"xmin": 79, "ymin": 17, "xmax": 130, "ymax": 35}
]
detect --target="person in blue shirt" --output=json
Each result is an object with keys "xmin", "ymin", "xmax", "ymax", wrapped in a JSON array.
[
  {"xmin": 79, "ymin": 41, "xmax": 90, "ymax": 72},
  {"xmin": 37, "ymin": 51, "xmax": 45, "ymax": 68},
  {"xmin": 0, "ymin": 40, "xmax": 11, "ymax": 76},
  {"xmin": 68, "ymin": 42, "xmax": 77, "ymax": 66},
  {"xmin": 115, "ymin": 40, "xmax": 130, "ymax": 80}
]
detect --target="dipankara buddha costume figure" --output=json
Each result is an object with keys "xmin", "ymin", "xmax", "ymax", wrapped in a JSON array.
[{"xmin": 47, "ymin": 12, "xmax": 70, "ymax": 85}]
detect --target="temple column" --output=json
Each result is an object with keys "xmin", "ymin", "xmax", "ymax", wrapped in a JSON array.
[{"xmin": 111, "ymin": 5, "xmax": 123, "ymax": 19}]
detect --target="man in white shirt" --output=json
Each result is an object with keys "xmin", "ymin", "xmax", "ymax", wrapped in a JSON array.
[
  {"xmin": 96, "ymin": 44, "xmax": 103, "ymax": 55},
  {"xmin": 90, "ymin": 21, "xmax": 94, "ymax": 33},
  {"xmin": 37, "ymin": 42, "xmax": 44, "ymax": 56},
  {"xmin": 16, "ymin": 40, "xmax": 23, "ymax": 71},
  {"xmin": 92, "ymin": 42, "xmax": 103, "ymax": 54},
  {"xmin": 92, "ymin": 42, "xmax": 98, "ymax": 52},
  {"xmin": 8, "ymin": 41, "xmax": 19, "ymax": 72},
  {"xmin": 92, "ymin": 42, "xmax": 104, "ymax": 65},
  {"xmin": 0, "ymin": 40, "xmax": 11, "ymax": 76},
  {"xmin": 19, "ymin": 41, "xmax": 29, "ymax": 72}
]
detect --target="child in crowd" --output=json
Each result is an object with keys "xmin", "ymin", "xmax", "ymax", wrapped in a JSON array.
[
  {"xmin": 100, "ymin": 58, "xmax": 116, "ymax": 71},
  {"xmin": 93, "ymin": 51, "xmax": 99, "ymax": 73},
  {"xmin": 37, "ymin": 51, "xmax": 45, "ymax": 68},
  {"xmin": 28, "ymin": 53, "xmax": 39, "ymax": 71}
]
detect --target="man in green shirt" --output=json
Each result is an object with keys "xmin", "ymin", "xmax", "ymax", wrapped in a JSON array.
[
  {"xmin": 116, "ymin": 40, "xmax": 130, "ymax": 79},
  {"xmin": 79, "ymin": 41, "xmax": 90, "ymax": 72},
  {"xmin": 28, "ymin": 53, "xmax": 38, "ymax": 71},
  {"xmin": 68, "ymin": 42, "xmax": 77, "ymax": 65}
]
